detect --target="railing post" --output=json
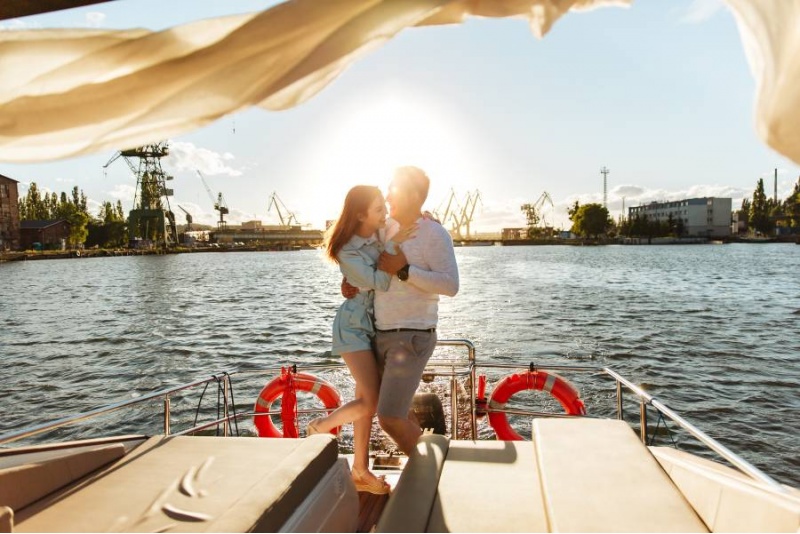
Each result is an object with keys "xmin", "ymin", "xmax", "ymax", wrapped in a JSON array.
[
  {"xmin": 470, "ymin": 365, "xmax": 478, "ymax": 440},
  {"xmin": 639, "ymin": 398, "xmax": 647, "ymax": 443},
  {"xmin": 223, "ymin": 376, "xmax": 230, "ymax": 437},
  {"xmin": 164, "ymin": 394, "xmax": 171, "ymax": 436},
  {"xmin": 450, "ymin": 373, "xmax": 458, "ymax": 439},
  {"xmin": 616, "ymin": 380, "xmax": 623, "ymax": 420}
]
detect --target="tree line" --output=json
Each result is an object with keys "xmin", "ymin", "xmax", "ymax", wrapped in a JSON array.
[
  {"xmin": 18, "ymin": 182, "xmax": 127, "ymax": 248},
  {"xmin": 521, "ymin": 175, "xmax": 800, "ymax": 240}
]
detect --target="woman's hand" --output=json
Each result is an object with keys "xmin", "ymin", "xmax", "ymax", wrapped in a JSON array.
[
  {"xmin": 422, "ymin": 211, "xmax": 440, "ymax": 224},
  {"xmin": 393, "ymin": 223, "xmax": 418, "ymax": 244},
  {"xmin": 341, "ymin": 277, "xmax": 358, "ymax": 299}
]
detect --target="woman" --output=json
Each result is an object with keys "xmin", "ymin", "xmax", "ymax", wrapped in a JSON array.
[{"xmin": 309, "ymin": 185, "xmax": 414, "ymax": 494}]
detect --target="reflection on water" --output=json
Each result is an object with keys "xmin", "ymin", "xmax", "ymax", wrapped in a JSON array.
[{"xmin": 1, "ymin": 244, "xmax": 798, "ymax": 485}]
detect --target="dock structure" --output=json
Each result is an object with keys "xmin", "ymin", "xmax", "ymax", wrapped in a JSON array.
[{"xmin": 211, "ymin": 223, "xmax": 323, "ymax": 249}]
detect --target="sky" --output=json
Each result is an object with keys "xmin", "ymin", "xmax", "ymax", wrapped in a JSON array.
[{"xmin": 2, "ymin": 0, "xmax": 799, "ymax": 233}]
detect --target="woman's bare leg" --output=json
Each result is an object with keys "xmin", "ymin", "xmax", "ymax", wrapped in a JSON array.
[
  {"xmin": 310, "ymin": 350, "xmax": 379, "ymax": 434},
  {"xmin": 351, "ymin": 383, "xmax": 373, "ymax": 475}
]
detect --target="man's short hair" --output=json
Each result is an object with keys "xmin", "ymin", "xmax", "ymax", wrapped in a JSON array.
[{"xmin": 394, "ymin": 166, "xmax": 430, "ymax": 203}]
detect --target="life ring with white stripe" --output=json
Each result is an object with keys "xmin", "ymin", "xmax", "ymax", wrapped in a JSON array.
[
  {"xmin": 253, "ymin": 367, "xmax": 341, "ymax": 438},
  {"xmin": 487, "ymin": 370, "xmax": 586, "ymax": 440}
]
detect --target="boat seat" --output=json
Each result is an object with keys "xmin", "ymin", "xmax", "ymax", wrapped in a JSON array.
[
  {"xmin": 533, "ymin": 418, "xmax": 708, "ymax": 532},
  {"xmin": 0, "ymin": 442, "xmax": 128, "ymax": 512},
  {"xmin": 378, "ymin": 434, "xmax": 548, "ymax": 533},
  {"xmin": 11, "ymin": 434, "xmax": 356, "ymax": 533},
  {"xmin": 379, "ymin": 418, "xmax": 710, "ymax": 532},
  {"xmin": 651, "ymin": 446, "xmax": 800, "ymax": 532}
]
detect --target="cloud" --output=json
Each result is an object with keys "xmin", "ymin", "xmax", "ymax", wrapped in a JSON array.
[
  {"xmin": 681, "ymin": 0, "xmax": 725, "ymax": 24},
  {"xmin": 84, "ymin": 12, "xmax": 106, "ymax": 28},
  {"xmin": 612, "ymin": 185, "xmax": 645, "ymax": 197},
  {"xmin": 0, "ymin": 19, "xmax": 36, "ymax": 30},
  {"xmin": 106, "ymin": 184, "xmax": 136, "ymax": 203},
  {"xmin": 166, "ymin": 141, "xmax": 242, "ymax": 177}
]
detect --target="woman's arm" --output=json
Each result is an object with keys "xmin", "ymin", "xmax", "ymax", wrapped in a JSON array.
[{"xmin": 338, "ymin": 249, "xmax": 392, "ymax": 291}]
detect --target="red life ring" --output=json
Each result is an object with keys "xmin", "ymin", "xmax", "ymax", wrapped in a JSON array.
[
  {"xmin": 253, "ymin": 368, "xmax": 342, "ymax": 438},
  {"xmin": 487, "ymin": 370, "xmax": 586, "ymax": 441}
]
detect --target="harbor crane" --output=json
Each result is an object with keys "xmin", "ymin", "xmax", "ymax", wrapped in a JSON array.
[
  {"xmin": 177, "ymin": 205, "xmax": 193, "ymax": 231},
  {"xmin": 102, "ymin": 142, "xmax": 177, "ymax": 248},
  {"xmin": 196, "ymin": 170, "xmax": 229, "ymax": 229},
  {"xmin": 521, "ymin": 191, "xmax": 554, "ymax": 235},
  {"xmin": 267, "ymin": 192, "xmax": 299, "ymax": 227},
  {"xmin": 434, "ymin": 188, "xmax": 482, "ymax": 240}
]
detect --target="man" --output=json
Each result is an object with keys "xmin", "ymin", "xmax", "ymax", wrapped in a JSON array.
[{"xmin": 355, "ymin": 166, "xmax": 459, "ymax": 455}]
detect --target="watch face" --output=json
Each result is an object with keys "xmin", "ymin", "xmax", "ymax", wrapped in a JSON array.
[{"xmin": 398, "ymin": 265, "xmax": 409, "ymax": 281}]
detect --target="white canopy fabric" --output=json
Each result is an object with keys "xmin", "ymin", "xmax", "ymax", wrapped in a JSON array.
[{"xmin": 0, "ymin": 0, "xmax": 797, "ymax": 164}]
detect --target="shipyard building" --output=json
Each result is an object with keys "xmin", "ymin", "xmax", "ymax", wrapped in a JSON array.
[
  {"xmin": 0, "ymin": 174, "xmax": 20, "ymax": 251},
  {"xmin": 628, "ymin": 197, "xmax": 732, "ymax": 238}
]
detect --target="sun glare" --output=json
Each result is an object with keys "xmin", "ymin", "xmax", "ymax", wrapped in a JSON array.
[{"xmin": 299, "ymin": 93, "xmax": 483, "ymax": 227}]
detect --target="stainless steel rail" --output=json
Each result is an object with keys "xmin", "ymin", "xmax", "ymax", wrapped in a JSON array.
[
  {"xmin": 602, "ymin": 368, "xmax": 786, "ymax": 491},
  {"xmin": 0, "ymin": 373, "xmax": 235, "ymax": 445},
  {"xmin": 0, "ymin": 340, "xmax": 786, "ymax": 493}
]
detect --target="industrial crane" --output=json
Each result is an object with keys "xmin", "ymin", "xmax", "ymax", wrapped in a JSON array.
[
  {"xmin": 196, "ymin": 170, "xmax": 229, "ymax": 229},
  {"xmin": 456, "ymin": 190, "xmax": 482, "ymax": 239},
  {"xmin": 521, "ymin": 191, "xmax": 554, "ymax": 234},
  {"xmin": 102, "ymin": 142, "xmax": 177, "ymax": 248},
  {"xmin": 177, "ymin": 205, "xmax": 193, "ymax": 231},
  {"xmin": 434, "ymin": 188, "xmax": 482, "ymax": 239},
  {"xmin": 267, "ymin": 192, "xmax": 299, "ymax": 227}
]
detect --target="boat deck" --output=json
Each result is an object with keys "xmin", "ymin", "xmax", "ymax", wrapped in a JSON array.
[{"xmin": 2, "ymin": 420, "xmax": 799, "ymax": 532}]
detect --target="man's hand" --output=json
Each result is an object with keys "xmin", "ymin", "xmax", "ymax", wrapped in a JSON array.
[
  {"xmin": 341, "ymin": 277, "xmax": 358, "ymax": 299},
  {"xmin": 378, "ymin": 248, "xmax": 407, "ymax": 274}
]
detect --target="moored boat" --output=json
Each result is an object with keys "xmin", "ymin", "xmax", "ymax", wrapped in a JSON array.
[{"xmin": 2, "ymin": 1, "xmax": 800, "ymax": 532}]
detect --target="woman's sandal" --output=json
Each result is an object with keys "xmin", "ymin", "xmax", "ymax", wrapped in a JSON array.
[{"xmin": 352, "ymin": 468, "xmax": 390, "ymax": 495}]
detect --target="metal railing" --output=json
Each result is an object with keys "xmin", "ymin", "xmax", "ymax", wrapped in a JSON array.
[{"xmin": 0, "ymin": 339, "xmax": 785, "ymax": 493}]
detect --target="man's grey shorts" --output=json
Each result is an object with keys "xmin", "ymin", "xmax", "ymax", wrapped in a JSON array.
[{"xmin": 374, "ymin": 330, "xmax": 437, "ymax": 419}]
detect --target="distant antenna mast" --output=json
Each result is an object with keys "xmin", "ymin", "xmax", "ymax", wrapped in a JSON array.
[
  {"xmin": 600, "ymin": 166, "xmax": 610, "ymax": 208},
  {"xmin": 774, "ymin": 168, "xmax": 778, "ymax": 203}
]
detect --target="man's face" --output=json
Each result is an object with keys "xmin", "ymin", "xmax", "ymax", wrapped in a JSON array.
[{"xmin": 386, "ymin": 179, "xmax": 413, "ymax": 219}]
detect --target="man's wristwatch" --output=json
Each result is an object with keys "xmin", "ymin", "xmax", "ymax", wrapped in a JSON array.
[{"xmin": 396, "ymin": 264, "xmax": 410, "ymax": 281}]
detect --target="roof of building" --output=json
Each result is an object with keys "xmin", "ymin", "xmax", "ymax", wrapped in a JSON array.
[
  {"xmin": 20, "ymin": 219, "xmax": 69, "ymax": 229},
  {"xmin": 0, "ymin": 174, "xmax": 19, "ymax": 183}
]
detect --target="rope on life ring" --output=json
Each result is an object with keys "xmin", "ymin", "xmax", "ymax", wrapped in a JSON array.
[
  {"xmin": 253, "ymin": 367, "xmax": 341, "ymax": 438},
  {"xmin": 487, "ymin": 370, "xmax": 586, "ymax": 441}
]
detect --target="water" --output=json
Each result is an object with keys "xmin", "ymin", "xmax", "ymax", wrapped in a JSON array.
[{"xmin": 1, "ymin": 244, "xmax": 798, "ymax": 486}]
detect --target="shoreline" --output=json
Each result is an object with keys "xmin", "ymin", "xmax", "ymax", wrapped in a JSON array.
[{"xmin": 2, "ymin": 235, "xmax": 797, "ymax": 263}]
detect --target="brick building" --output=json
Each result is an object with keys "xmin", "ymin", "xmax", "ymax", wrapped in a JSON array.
[
  {"xmin": 0, "ymin": 174, "xmax": 21, "ymax": 251},
  {"xmin": 20, "ymin": 220, "xmax": 71, "ymax": 250}
]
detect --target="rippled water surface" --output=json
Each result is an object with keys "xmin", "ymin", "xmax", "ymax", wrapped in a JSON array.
[{"xmin": 1, "ymin": 244, "xmax": 798, "ymax": 486}]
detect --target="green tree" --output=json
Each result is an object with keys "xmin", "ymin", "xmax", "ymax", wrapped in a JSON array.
[
  {"xmin": 56, "ymin": 200, "xmax": 89, "ymax": 247},
  {"xmin": 749, "ymin": 178, "xmax": 773, "ymax": 234},
  {"xmin": 570, "ymin": 203, "xmax": 612, "ymax": 238},
  {"xmin": 102, "ymin": 201, "xmax": 127, "ymax": 246},
  {"xmin": 19, "ymin": 182, "xmax": 50, "ymax": 220},
  {"xmin": 783, "ymin": 177, "xmax": 800, "ymax": 227},
  {"xmin": 520, "ymin": 203, "xmax": 540, "ymax": 237}
]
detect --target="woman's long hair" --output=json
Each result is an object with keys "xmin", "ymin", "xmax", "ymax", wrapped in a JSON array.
[{"xmin": 324, "ymin": 185, "xmax": 382, "ymax": 264}]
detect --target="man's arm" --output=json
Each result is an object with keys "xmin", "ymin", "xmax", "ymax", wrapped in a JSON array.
[{"xmin": 405, "ymin": 226, "xmax": 459, "ymax": 296}]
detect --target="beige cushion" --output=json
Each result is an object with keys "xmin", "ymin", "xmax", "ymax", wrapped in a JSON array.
[
  {"xmin": 377, "ymin": 434, "xmax": 450, "ymax": 533},
  {"xmin": 428, "ymin": 440, "xmax": 548, "ymax": 532},
  {"xmin": 0, "ymin": 443, "xmax": 126, "ymax": 511},
  {"xmin": 651, "ymin": 446, "xmax": 800, "ymax": 533},
  {"xmin": 533, "ymin": 418, "xmax": 708, "ymax": 532},
  {"xmin": 15, "ymin": 434, "xmax": 338, "ymax": 532}
]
